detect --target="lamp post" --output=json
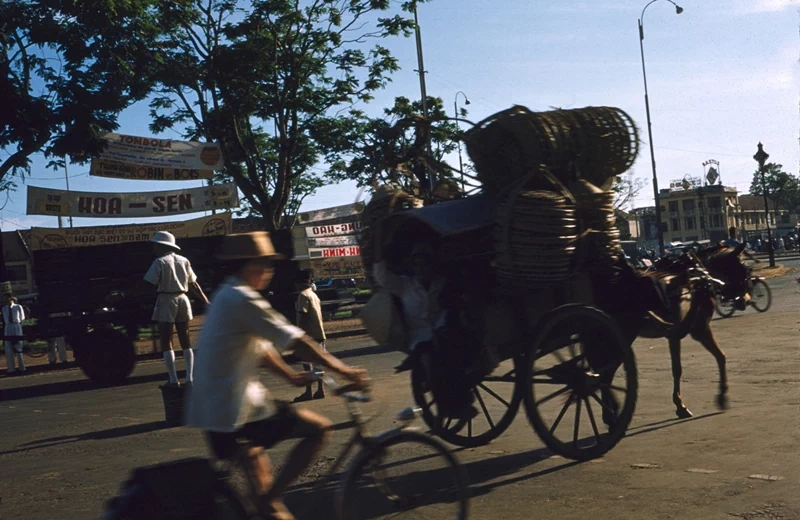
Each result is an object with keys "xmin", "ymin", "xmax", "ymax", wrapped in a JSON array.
[
  {"xmin": 754, "ymin": 142, "xmax": 775, "ymax": 267},
  {"xmin": 638, "ymin": 0, "xmax": 683, "ymax": 256},
  {"xmin": 453, "ymin": 91, "xmax": 470, "ymax": 193}
]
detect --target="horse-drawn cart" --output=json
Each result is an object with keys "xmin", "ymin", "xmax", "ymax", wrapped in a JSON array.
[{"xmin": 359, "ymin": 105, "xmax": 647, "ymax": 461}]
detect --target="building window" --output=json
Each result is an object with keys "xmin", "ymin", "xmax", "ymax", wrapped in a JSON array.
[
  {"xmin": 671, "ymin": 218, "xmax": 680, "ymax": 231},
  {"xmin": 685, "ymin": 217, "xmax": 696, "ymax": 230},
  {"xmin": 682, "ymin": 199, "xmax": 695, "ymax": 211},
  {"xmin": 708, "ymin": 197, "xmax": 722, "ymax": 208},
  {"xmin": 668, "ymin": 201, "xmax": 679, "ymax": 213},
  {"xmin": 711, "ymin": 214, "xmax": 723, "ymax": 228}
]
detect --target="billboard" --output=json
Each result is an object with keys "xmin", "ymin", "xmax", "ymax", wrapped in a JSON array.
[
  {"xmin": 29, "ymin": 213, "xmax": 232, "ymax": 251},
  {"xmin": 27, "ymin": 183, "xmax": 239, "ymax": 218}
]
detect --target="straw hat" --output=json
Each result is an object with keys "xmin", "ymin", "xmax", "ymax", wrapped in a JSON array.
[
  {"xmin": 151, "ymin": 231, "xmax": 180, "ymax": 250},
  {"xmin": 216, "ymin": 232, "xmax": 286, "ymax": 260}
]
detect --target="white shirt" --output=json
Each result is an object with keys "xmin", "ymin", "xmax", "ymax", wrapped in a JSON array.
[
  {"xmin": 373, "ymin": 261, "xmax": 446, "ymax": 350},
  {"xmin": 2, "ymin": 304, "xmax": 25, "ymax": 336},
  {"xmin": 184, "ymin": 277, "xmax": 306, "ymax": 432},
  {"xmin": 144, "ymin": 252, "xmax": 197, "ymax": 293},
  {"xmin": 296, "ymin": 286, "xmax": 326, "ymax": 341}
]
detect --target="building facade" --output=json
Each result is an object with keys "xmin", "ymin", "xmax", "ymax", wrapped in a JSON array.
[{"xmin": 657, "ymin": 185, "xmax": 738, "ymax": 244}]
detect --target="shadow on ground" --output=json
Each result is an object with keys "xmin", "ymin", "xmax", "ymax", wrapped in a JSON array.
[{"xmin": 0, "ymin": 420, "xmax": 174, "ymax": 456}]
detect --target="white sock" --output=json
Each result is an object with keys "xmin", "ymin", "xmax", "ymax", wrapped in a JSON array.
[
  {"xmin": 183, "ymin": 349, "xmax": 195, "ymax": 384},
  {"xmin": 163, "ymin": 351, "xmax": 178, "ymax": 383}
]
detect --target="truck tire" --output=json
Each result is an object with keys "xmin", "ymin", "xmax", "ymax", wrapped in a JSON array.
[{"xmin": 74, "ymin": 326, "xmax": 136, "ymax": 386}]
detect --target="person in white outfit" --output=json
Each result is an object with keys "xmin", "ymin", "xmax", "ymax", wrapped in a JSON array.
[
  {"xmin": 144, "ymin": 231, "xmax": 209, "ymax": 386},
  {"xmin": 184, "ymin": 232, "xmax": 368, "ymax": 519},
  {"xmin": 3, "ymin": 295, "xmax": 26, "ymax": 374}
]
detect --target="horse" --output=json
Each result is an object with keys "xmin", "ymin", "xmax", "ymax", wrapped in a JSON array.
[{"xmin": 592, "ymin": 243, "xmax": 749, "ymax": 422}]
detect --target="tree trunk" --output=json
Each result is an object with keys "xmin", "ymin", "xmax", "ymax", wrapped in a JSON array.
[{"xmin": 0, "ymin": 228, "xmax": 7, "ymax": 285}]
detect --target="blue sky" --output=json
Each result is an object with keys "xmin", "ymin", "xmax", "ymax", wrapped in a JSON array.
[{"xmin": 4, "ymin": 0, "xmax": 798, "ymax": 230}]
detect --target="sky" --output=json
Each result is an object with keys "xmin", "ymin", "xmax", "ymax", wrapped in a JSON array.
[{"xmin": 3, "ymin": 0, "xmax": 799, "ymax": 231}]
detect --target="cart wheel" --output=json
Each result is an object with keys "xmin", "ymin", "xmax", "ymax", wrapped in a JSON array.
[
  {"xmin": 411, "ymin": 357, "xmax": 521, "ymax": 448},
  {"xmin": 749, "ymin": 279, "xmax": 771, "ymax": 313},
  {"xmin": 521, "ymin": 305, "xmax": 637, "ymax": 461},
  {"xmin": 74, "ymin": 326, "xmax": 136, "ymax": 386}
]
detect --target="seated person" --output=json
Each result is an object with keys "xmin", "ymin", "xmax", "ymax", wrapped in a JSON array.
[{"xmin": 373, "ymin": 239, "xmax": 476, "ymax": 421}]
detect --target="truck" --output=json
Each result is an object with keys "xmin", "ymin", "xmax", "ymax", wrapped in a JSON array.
[{"xmin": 25, "ymin": 230, "xmax": 300, "ymax": 385}]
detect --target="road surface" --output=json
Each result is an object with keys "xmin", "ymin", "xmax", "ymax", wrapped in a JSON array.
[{"xmin": 1, "ymin": 276, "xmax": 798, "ymax": 520}]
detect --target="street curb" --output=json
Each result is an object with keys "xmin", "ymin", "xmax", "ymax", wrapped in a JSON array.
[{"xmin": 0, "ymin": 328, "xmax": 370, "ymax": 379}]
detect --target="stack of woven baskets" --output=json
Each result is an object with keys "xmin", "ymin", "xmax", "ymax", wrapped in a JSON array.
[{"xmin": 462, "ymin": 105, "xmax": 639, "ymax": 292}]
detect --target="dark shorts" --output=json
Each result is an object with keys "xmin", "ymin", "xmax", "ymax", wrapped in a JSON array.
[{"xmin": 205, "ymin": 402, "xmax": 301, "ymax": 461}]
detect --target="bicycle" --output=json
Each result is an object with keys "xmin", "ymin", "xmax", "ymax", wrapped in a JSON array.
[
  {"xmin": 714, "ymin": 262, "xmax": 772, "ymax": 318},
  {"xmin": 103, "ymin": 375, "xmax": 469, "ymax": 520}
]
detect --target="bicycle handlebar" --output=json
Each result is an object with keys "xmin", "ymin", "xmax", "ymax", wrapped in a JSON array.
[{"xmin": 312, "ymin": 372, "xmax": 372, "ymax": 403}]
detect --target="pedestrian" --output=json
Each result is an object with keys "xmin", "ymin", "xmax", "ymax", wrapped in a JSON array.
[
  {"xmin": 184, "ymin": 231, "xmax": 369, "ymax": 519},
  {"xmin": 723, "ymin": 226, "xmax": 741, "ymax": 247},
  {"xmin": 3, "ymin": 295, "xmax": 26, "ymax": 374},
  {"xmin": 144, "ymin": 231, "xmax": 209, "ymax": 387},
  {"xmin": 293, "ymin": 269, "xmax": 326, "ymax": 402}
]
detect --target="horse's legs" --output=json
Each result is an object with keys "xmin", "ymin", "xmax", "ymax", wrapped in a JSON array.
[
  {"xmin": 690, "ymin": 322, "xmax": 729, "ymax": 410},
  {"xmin": 669, "ymin": 337, "xmax": 693, "ymax": 418}
]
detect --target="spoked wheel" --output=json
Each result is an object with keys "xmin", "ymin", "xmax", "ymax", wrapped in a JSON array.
[
  {"xmin": 715, "ymin": 293, "xmax": 736, "ymax": 318},
  {"xmin": 411, "ymin": 357, "xmax": 522, "ymax": 448},
  {"xmin": 339, "ymin": 430, "xmax": 469, "ymax": 520},
  {"xmin": 521, "ymin": 304, "xmax": 638, "ymax": 461},
  {"xmin": 750, "ymin": 279, "xmax": 771, "ymax": 312}
]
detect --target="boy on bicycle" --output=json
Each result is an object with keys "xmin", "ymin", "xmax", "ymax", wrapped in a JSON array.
[{"xmin": 184, "ymin": 232, "xmax": 369, "ymax": 520}]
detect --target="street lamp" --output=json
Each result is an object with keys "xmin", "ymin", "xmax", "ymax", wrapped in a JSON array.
[
  {"xmin": 454, "ymin": 91, "xmax": 470, "ymax": 193},
  {"xmin": 638, "ymin": 0, "xmax": 683, "ymax": 256},
  {"xmin": 754, "ymin": 142, "xmax": 775, "ymax": 267}
]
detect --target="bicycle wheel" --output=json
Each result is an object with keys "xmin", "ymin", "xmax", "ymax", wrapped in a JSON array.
[
  {"xmin": 714, "ymin": 293, "xmax": 736, "ymax": 318},
  {"xmin": 750, "ymin": 279, "xmax": 771, "ymax": 312},
  {"xmin": 339, "ymin": 430, "xmax": 469, "ymax": 520}
]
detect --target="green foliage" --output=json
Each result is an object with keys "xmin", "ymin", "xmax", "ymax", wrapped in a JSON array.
[
  {"xmin": 0, "ymin": 0, "xmax": 172, "ymax": 181},
  {"xmin": 749, "ymin": 163, "xmax": 800, "ymax": 211},
  {"xmin": 148, "ymin": 0, "xmax": 426, "ymax": 230},
  {"xmin": 314, "ymin": 95, "xmax": 467, "ymax": 196}
]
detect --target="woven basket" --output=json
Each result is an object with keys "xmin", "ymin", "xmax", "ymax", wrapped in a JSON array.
[
  {"xmin": 464, "ymin": 106, "xmax": 639, "ymax": 195},
  {"xmin": 160, "ymin": 384, "xmax": 185, "ymax": 427},
  {"xmin": 359, "ymin": 186, "xmax": 423, "ymax": 285},
  {"xmin": 494, "ymin": 184, "xmax": 581, "ymax": 293}
]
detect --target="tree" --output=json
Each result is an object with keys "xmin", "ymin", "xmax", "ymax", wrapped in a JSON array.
[
  {"xmin": 0, "ymin": 0, "xmax": 169, "ymax": 179},
  {"xmin": 148, "ymin": 0, "xmax": 422, "ymax": 230},
  {"xmin": 315, "ymin": 95, "xmax": 467, "ymax": 197},
  {"xmin": 749, "ymin": 163, "xmax": 800, "ymax": 219},
  {"xmin": 612, "ymin": 175, "xmax": 645, "ymax": 211}
]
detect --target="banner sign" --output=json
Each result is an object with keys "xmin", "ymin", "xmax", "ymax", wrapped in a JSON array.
[
  {"xmin": 306, "ymin": 235, "xmax": 359, "ymax": 247},
  {"xmin": 90, "ymin": 160, "xmax": 213, "ymax": 181},
  {"xmin": 312, "ymin": 258, "xmax": 365, "ymax": 279},
  {"xmin": 297, "ymin": 202, "xmax": 364, "ymax": 224},
  {"xmin": 30, "ymin": 213, "xmax": 232, "ymax": 251},
  {"xmin": 308, "ymin": 246, "xmax": 361, "ymax": 259},
  {"xmin": 305, "ymin": 221, "xmax": 362, "ymax": 238},
  {"xmin": 669, "ymin": 177, "xmax": 702, "ymax": 192},
  {"xmin": 96, "ymin": 133, "xmax": 224, "ymax": 171},
  {"xmin": 26, "ymin": 183, "xmax": 239, "ymax": 218}
]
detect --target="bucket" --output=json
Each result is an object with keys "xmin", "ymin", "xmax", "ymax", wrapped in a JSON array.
[{"xmin": 159, "ymin": 384, "xmax": 185, "ymax": 427}]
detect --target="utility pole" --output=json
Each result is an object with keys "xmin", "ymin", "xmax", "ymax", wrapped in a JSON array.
[
  {"xmin": 754, "ymin": 142, "xmax": 775, "ymax": 267},
  {"xmin": 413, "ymin": 3, "xmax": 434, "ymax": 195}
]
